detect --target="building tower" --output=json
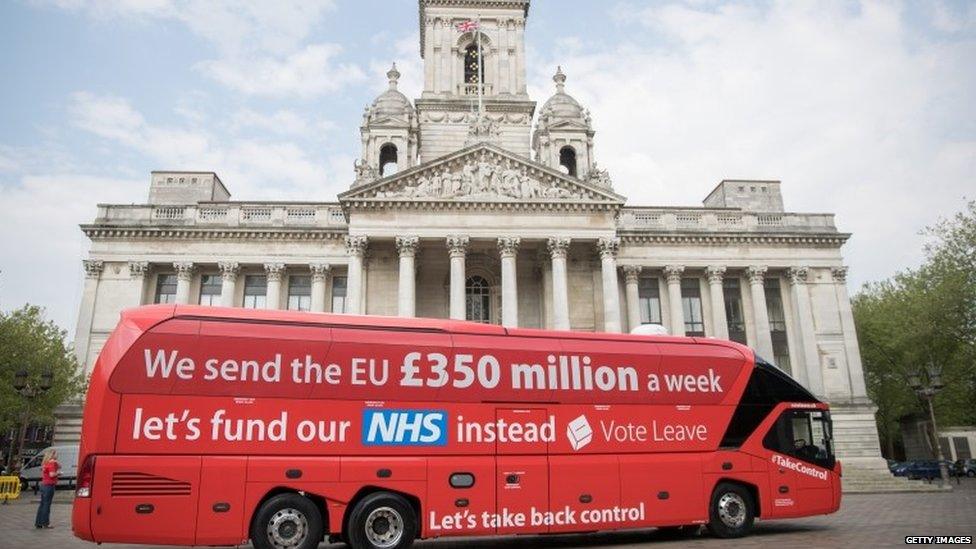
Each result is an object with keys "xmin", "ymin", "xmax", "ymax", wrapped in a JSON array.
[
  {"xmin": 533, "ymin": 66, "xmax": 596, "ymax": 179},
  {"xmin": 416, "ymin": 0, "xmax": 535, "ymax": 162},
  {"xmin": 355, "ymin": 63, "xmax": 419, "ymax": 185}
]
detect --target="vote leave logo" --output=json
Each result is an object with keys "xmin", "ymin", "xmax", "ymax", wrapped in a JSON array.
[{"xmin": 566, "ymin": 415, "xmax": 593, "ymax": 451}]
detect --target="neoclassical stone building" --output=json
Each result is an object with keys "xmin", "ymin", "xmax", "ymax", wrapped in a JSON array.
[{"xmin": 62, "ymin": 0, "xmax": 898, "ymax": 487}]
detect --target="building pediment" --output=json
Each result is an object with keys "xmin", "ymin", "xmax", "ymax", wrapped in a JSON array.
[{"xmin": 339, "ymin": 143, "xmax": 625, "ymax": 206}]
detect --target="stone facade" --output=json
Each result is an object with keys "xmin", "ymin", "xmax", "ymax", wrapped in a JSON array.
[{"xmin": 60, "ymin": 0, "xmax": 892, "ymax": 486}]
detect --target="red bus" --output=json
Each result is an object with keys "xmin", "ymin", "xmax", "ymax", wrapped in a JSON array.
[{"xmin": 73, "ymin": 304, "xmax": 840, "ymax": 549}]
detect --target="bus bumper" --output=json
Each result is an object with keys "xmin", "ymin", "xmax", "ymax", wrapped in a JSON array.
[{"xmin": 72, "ymin": 497, "xmax": 94, "ymax": 542}]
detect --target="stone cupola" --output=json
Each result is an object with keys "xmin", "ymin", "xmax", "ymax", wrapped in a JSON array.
[
  {"xmin": 533, "ymin": 67, "xmax": 597, "ymax": 181},
  {"xmin": 356, "ymin": 63, "xmax": 420, "ymax": 185}
]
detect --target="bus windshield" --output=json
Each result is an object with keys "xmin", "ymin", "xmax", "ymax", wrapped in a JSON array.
[{"xmin": 764, "ymin": 409, "xmax": 835, "ymax": 469}]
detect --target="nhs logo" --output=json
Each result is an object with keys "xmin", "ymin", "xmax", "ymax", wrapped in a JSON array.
[{"xmin": 362, "ymin": 409, "xmax": 448, "ymax": 446}]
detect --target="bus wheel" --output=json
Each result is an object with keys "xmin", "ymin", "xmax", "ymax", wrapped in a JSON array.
[
  {"xmin": 706, "ymin": 483, "xmax": 755, "ymax": 539},
  {"xmin": 347, "ymin": 492, "xmax": 417, "ymax": 549},
  {"xmin": 251, "ymin": 493, "xmax": 324, "ymax": 549}
]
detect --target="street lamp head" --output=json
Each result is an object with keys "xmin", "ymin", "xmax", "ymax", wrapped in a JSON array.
[
  {"xmin": 907, "ymin": 370, "xmax": 923, "ymax": 391},
  {"xmin": 926, "ymin": 365, "xmax": 944, "ymax": 391},
  {"xmin": 40, "ymin": 370, "xmax": 54, "ymax": 391},
  {"xmin": 13, "ymin": 370, "xmax": 28, "ymax": 391}
]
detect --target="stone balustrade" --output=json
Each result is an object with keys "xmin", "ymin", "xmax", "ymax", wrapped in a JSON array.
[
  {"xmin": 94, "ymin": 203, "xmax": 348, "ymax": 228},
  {"xmin": 618, "ymin": 208, "xmax": 837, "ymax": 233}
]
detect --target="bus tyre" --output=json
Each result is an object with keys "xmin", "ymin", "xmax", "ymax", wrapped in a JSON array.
[
  {"xmin": 706, "ymin": 483, "xmax": 755, "ymax": 539},
  {"xmin": 251, "ymin": 493, "xmax": 324, "ymax": 549},
  {"xmin": 347, "ymin": 492, "xmax": 417, "ymax": 549}
]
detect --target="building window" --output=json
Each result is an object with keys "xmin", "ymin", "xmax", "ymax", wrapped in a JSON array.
[
  {"xmin": 464, "ymin": 43, "xmax": 484, "ymax": 84},
  {"xmin": 243, "ymin": 275, "xmax": 267, "ymax": 309},
  {"xmin": 198, "ymin": 274, "xmax": 222, "ymax": 306},
  {"xmin": 953, "ymin": 436, "xmax": 972, "ymax": 460},
  {"xmin": 331, "ymin": 276, "xmax": 347, "ymax": 313},
  {"xmin": 466, "ymin": 275, "xmax": 491, "ymax": 323},
  {"xmin": 723, "ymin": 277, "xmax": 747, "ymax": 344},
  {"xmin": 681, "ymin": 278, "xmax": 705, "ymax": 336},
  {"xmin": 154, "ymin": 274, "xmax": 177, "ymax": 304},
  {"xmin": 637, "ymin": 277, "xmax": 662, "ymax": 325},
  {"xmin": 765, "ymin": 277, "xmax": 791, "ymax": 371},
  {"xmin": 559, "ymin": 146, "xmax": 578, "ymax": 177},
  {"xmin": 379, "ymin": 143, "xmax": 398, "ymax": 176},
  {"xmin": 288, "ymin": 276, "xmax": 312, "ymax": 311}
]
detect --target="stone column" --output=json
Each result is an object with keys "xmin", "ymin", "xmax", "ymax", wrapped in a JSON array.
[
  {"xmin": 396, "ymin": 236, "xmax": 420, "ymax": 317},
  {"xmin": 128, "ymin": 261, "xmax": 149, "ymax": 305},
  {"xmin": 73, "ymin": 259, "xmax": 104, "ymax": 373},
  {"xmin": 345, "ymin": 235, "xmax": 368, "ymax": 314},
  {"xmin": 446, "ymin": 236, "xmax": 469, "ymax": 320},
  {"xmin": 497, "ymin": 237, "xmax": 521, "ymax": 327},
  {"xmin": 174, "ymin": 262, "xmax": 195, "ymax": 304},
  {"xmin": 547, "ymin": 237, "xmax": 571, "ymax": 330},
  {"xmin": 664, "ymin": 265, "xmax": 685, "ymax": 336},
  {"xmin": 264, "ymin": 263, "xmax": 285, "ymax": 310},
  {"xmin": 706, "ymin": 266, "xmax": 729, "ymax": 340},
  {"xmin": 622, "ymin": 265, "xmax": 642, "ymax": 332},
  {"xmin": 597, "ymin": 237, "xmax": 622, "ymax": 333},
  {"xmin": 748, "ymin": 265, "xmax": 775, "ymax": 360},
  {"xmin": 832, "ymin": 266, "xmax": 868, "ymax": 398},
  {"xmin": 788, "ymin": 267, "xmax": 822, "ymax": 393},
  {"xmin": 218, "ymin": 262, "xmax": 239, "ymax": 307},
  {"xmin": 310, "ymin": 263, "xmax": 331, "ymax": 313}
]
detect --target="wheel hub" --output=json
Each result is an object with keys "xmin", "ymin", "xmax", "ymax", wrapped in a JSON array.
[
  {"xmin": 365, "ymin": 506, "xmax": 404, "ymax": 548},
  {"xmin": 267, "ymin": 508, "xmax": 308, "ymax": 549},
  {"xmin": 717, "ymin": 492, "xmax": 747, "ymax": 528}
]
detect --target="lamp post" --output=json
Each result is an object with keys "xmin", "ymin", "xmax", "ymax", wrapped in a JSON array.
[
  {"xmin": 907, "ymin": 364, "xmax": 951, "ymax": 487},
  {"xmin": 6, "ymin": 369, "xmax": 53, "ymax": 475}
]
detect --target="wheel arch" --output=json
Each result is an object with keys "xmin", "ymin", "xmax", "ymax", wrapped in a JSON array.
[
  {"xmin": 712, "ymin": 478, "xmax": 761, "ymax": 518},
  {"xmin": 248, "ymin": 486, "xmax": 330, "ymax": 541}
]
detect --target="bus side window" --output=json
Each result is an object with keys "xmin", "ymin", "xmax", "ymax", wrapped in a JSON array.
[{"xmin": 762, "ymin": 410, "xmax": 834, "ymax": 469}]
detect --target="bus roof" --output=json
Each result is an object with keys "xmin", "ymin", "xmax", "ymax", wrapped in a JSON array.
[{"xmin": 121, "ymin": 304, "xmax": 753, "ymax": 357}]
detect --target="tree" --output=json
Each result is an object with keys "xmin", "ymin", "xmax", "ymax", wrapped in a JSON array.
[
  {"xmin": 0, "ymin": 305, "xmax": 86, "ymax": 472},
  {"xmin": 853, "ymin": 200, "xmax": 976, "ymax": 458}
]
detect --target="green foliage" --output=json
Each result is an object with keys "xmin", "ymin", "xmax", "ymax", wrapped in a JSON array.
[
  {"xmin": 0, "ymin": 305, "xmax": 86, "ymax": 431},
  {"xmin": 853, "ymin": 200, "xmax": 976, "ymax": 456}
]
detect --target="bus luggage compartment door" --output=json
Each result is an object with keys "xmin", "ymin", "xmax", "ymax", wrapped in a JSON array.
[
  {"xmin": 90, "ymin": 455, "xmax": 201, "ymax": 545},
  {"xmin": 495, "ymin": 408, "xmax": 549, "ymax": 535}
]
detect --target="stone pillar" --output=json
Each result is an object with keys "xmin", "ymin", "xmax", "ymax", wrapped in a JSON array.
[
  {"xmin": 128, "ymin": 261, "xmax": 149, "ymax": 306},
  {"xmin": 174, "ymin": 262, "xmax": 195, "ymax": 304},
  {"xmin": 345, "ymin": 235, "xmax": 368, "ymax": 314},
  {"xmin": 748, "ymin": 265, "xmax": 775, "ymax": 360},
  {"xmin": 447, "ymin": 236, "xmax": 469, "ymax": 320},
  {"xmin": 310, "ymin": 263, "xmax": 331, "ymax": 313},
  {"xmin": 547, "ymin": 237, "xmax": 571, "ymax": 330},
  {"xmin": 218, "ymin": 262, "xmax": 239, "ymax": 307},
  {"xmin": 664, "ymin": 265, "xmax": 685, "ymax": 336},
  {"xmin": 706, "ymin": 266, "xmax": 729, "ymax": 340},
  {"xmin": 788, "ymin": 267, "xmax": 822, "ymax": 394},
  {"xmin": 497, "ymin": 237, "xmax": 521, "ymax": 327},
  {"xmin": 622, "ymin": 265, "xmax": 642, "ymax": 332},
  {"xmin": 597, "ymin": 237, "xmax": 621, "ymax": 333},
  {"xmin": 832, "ymin": 266, "xmax": 868, "ymax": 399},
  {"xmin": 264, "ymin": 263, "xmax": 285, "ymax": 310},
  {"xmin": 73, "ymin": 259, "xmax": 104, "ymax": 373},
  {"xmin": 396, "ymin": 236, "xmax": 420, "ymax": 317}
]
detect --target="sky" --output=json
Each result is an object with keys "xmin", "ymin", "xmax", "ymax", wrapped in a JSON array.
[{"xmin": 0, "ymin": 0, "xmax": 974, "ymax": 334}]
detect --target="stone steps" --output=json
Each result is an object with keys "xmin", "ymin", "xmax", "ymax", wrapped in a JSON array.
[{"xmin": 841, "ymin": 469, "xmax": 947, "ymax": 493}]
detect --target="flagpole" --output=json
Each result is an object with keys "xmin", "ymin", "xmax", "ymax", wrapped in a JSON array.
[{"xmin": 476, "ymin": 14, "xmax": 483, "ymax": 116}]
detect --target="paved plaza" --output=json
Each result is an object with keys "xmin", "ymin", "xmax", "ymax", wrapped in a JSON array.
[{"xmin": 0, "ymin": 480, "xmax": 973, "ymax": 549}]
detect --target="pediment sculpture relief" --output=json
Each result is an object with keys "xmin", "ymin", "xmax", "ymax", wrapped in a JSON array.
[{"xmin": 371, "ymin": 158, "xmax": 583, "ymax": 200}]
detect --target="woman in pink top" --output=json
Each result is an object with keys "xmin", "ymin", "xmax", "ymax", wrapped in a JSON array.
[{"xmin": 34, "ymin": 449, "xmax": 58, "ymax": 528}]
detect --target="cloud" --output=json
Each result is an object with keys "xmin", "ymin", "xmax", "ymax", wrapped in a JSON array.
[
  {"xmin": 231, "ymin": 108, "xmax": 334, "ymax": 137},
  {"xmin": 199, "ymin": 44, "xmax": 366, "ymax": 98},
  {"xmin": 530, "ymin": 0, "xmax": 976, "ymax": 286},
  {"xmin": 43, "ymin": 0, "xmax": 360, "ymax": 98}
]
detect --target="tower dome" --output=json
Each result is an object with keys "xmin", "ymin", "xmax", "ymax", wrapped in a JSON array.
[
  {"xmin": 368, "ymin": 63, "xmax": 413, "ymax": 119},
  {"xmin": 539, "ymin": 67, "xmax": 586, "ymax": 122},
  {"xmin": 532, "ymin": 67, "xmax": 598, "ymax": 181},
  {"xmin": 356, "ymin": 63, "xmax": 419, "ymax": 186}
]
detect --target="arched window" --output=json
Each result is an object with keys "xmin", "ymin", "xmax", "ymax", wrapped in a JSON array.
[
  {"xmin": 379, "ymin": 143, "xmax": 398, "ymax": 176},
  {"xmin": 559, "ymin": 146, "xmax": 578, "ymax": 177},
  {"xmin": 464, "ymin": 43, "xmax": 484, "ymax": 85},
  {"xmin": 465, "ymin": 275, "xmax": 491, "ymax": 323}
]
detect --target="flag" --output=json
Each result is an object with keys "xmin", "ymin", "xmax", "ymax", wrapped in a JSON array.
[{"xmin": 457, "ymin": 20, "xmax": 479, "ymax": 32}]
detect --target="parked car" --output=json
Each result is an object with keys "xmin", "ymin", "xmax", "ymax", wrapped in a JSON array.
[
  {"xmin": 954, "ymin": 459, "xmax": 976, "ymax": 477},
  {"xmin": 890, "ymin": 461, "xmax": 912, "ymax": 477},
  {"xmin": 19, "ymin": 445, "xmax": 79, "ymax": 491}
]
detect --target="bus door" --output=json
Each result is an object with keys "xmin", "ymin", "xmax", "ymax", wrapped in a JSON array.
[
  {"xmin": 495, "ymin": 408, "xmax": 550, "ymax": 535},
  {"xmin": 762, "ymin": 408, "xmax": 835, "ymax": 517},
  {"xmin": 90, "ymin": 455, "xmax": 201, "ymax": 544}
]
